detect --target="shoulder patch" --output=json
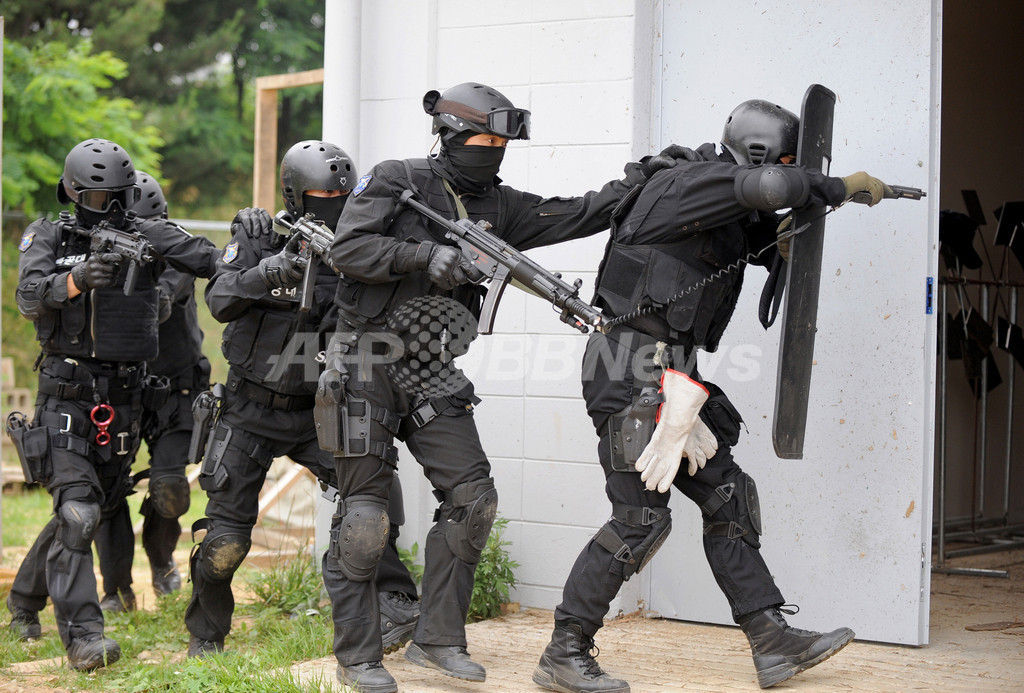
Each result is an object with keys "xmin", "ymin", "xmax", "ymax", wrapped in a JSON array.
[
  {"xmin": 18, "ymin": 230, "xmax": 36, "ymax": 252},
  {"xmin": 352, "ymin": 174, "xmax": 372, "ymax": 196},
  {"xmin": 222, "ymin": 241, "xmax": 239, "ymax": 263}
]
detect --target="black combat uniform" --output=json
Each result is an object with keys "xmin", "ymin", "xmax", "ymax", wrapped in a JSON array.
[
  {"xmin": 9, "ymin": 213, "xmax": 218, "ymax": 657},
  {"xmin": 323, "ymin": 155, "xmax": 647, "ymax": 669},
  {"xmin": 184, "ymin": 222, "xmax": 413, "ymax": 650},
  {"xmin": 544, "ymin": 143, "xmax": 851, "ymax": 686},
  {"xmin": 94, "ymin": 265, "xmax": 210, "ymax": 606}
]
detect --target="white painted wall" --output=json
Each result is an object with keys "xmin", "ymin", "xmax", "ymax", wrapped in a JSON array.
[{"xmin": 321, "ymin": 0, "xmax": 940, "ymax": 645}]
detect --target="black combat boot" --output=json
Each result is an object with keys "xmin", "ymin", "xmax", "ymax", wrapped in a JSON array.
[
  {"xmin": 336, "ymin": 661, "xmax": 398, "ymax": 693},
  {"xmin": 6, "ymin": 596, "xmax": 41, "ymax": 641},
  {"xmin": 405, "ymin": 642, "xmax": 486, "ymax": 681},
  {"xmin": 151, "ymin": 560, "xmax": 182, "ymax": 596},
  {"xmin": 533, "ymin": 624, "xmax": 630, "ymax": 693},
  {"xmin": 187, "ymin": 634, "xmax": 225, "ymax": 658},
  {"xmin": 379, "ymin": 590, "xmax": 419, "ymax": 653},
  {"xmin": 100, "ymin": 588, "xmax": 136, "ymax": 613},
  {"xmin": 739, "ymin": 607, "xmax": 855, "ymax": 688},
  {"xmin": 66, "ymin": 634, "xmax": 121, "ymax": 670}
]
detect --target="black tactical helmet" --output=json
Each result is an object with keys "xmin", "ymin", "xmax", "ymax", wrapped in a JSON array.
[
  {"xmin": 131, "ymin": 171, "xmax": 168, "ymax": 219},
  {"xmin": 721, "ymin": 100, "xmax": 800, "ymax": 165},
  {"xmin": 422, "ymin": 82, "xmax": 531, "ymax": 140},
  {"xmin": 56, "ymin": 138, "xmax": 140, "ymax": 212},
  {"xmin": 280, "ymin": 140, "xmax": 357, "ymax": 218}
]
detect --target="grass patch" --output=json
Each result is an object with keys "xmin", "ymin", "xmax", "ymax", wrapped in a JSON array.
[{"xmin": 0, "ymin": 559, "xmax": 334, "ymax": 691}]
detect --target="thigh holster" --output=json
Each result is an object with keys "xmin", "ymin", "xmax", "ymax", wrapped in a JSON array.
[{"xmin": 607, "ymin": 387, "xmax": 663, "ymax": 472}]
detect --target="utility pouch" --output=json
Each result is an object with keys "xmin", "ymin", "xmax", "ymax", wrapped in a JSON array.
[
  {"xmin": 6, "ymin": 412, "xmax": 52, "ymax": 485},
  {"xmin": 198, "ymin": 421, "xmax": 232, "ymax": 492},
  {"xmin": 314, "ymin": 366, "xmax": 348, "ymax": 453},
  {"xmin": 187, "ymin": 383, "xmax": 225, "ymax": 465},
  {"xmin": 699, "ymin": 382, "xmax": 744, "ymax": 447},
  {"xmin": 607, "ymin": 386, "xmax": 663, "ymax": 472},
  {"xmin": 141, "ymin": 374, "xmax": 171, "ymax": 411}
]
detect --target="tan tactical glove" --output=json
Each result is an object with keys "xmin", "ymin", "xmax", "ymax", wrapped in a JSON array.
[{"xmin": 842, "ymin": 171, "xmax": 892, "ymax": 206}]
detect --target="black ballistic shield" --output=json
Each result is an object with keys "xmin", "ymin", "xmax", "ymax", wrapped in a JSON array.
[{"xmin": 772, "ymin": 84, "xmax": 836, "ymax": 459}]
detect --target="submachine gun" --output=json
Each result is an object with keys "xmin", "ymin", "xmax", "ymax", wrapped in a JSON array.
[
  {"xmin": 60, "ymin": 211, "xmax": 156, "ymax": 296},
  {"xmin": 272, "ymin": 211, "xmax": 335, "ymax": 313},
  {"xmin": 398, "ymin": 190, "xmax": 605, "ymax": 335}
]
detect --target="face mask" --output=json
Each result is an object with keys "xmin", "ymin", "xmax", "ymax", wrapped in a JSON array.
[
  {"xmin": 443, "ymin": 142, "xmax": 505, "ymax": 188},
  {"xmin": 302, "ymin": 194, "xmax": 346, "ymax": 231},
  {"xmin": 76, "ymin": 204, "xmax": 126, "ymax": 229}
]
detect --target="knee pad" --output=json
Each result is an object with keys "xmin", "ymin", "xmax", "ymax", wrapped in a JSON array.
[
  {"xmin": 388, "ymin": 474, "xmax": 406, "ymax": 527},
  {"xmin": 439, "ymin": 478, "xmax": 498, "ymax": 564},
  {"xmin": 330, "ymin": 495, "xmax": 389, "ymax": 582},
  {"xmin": 701, "ymin": 472, "xmax": 762, "ymax": 548},
  {"xmin": 201, "ymin": 532, "xmax": 252, "ymax": 581},
  {"xmin": 593, "ymin": 505, "xmax": 671, "ymax": 580},
  {"xmin": 56, "ymin": 500, "xmax": 101, "ymax": 553},
  {"xmin": 147, "ymin": 473, "xmax": 191, "ymax": 519}
]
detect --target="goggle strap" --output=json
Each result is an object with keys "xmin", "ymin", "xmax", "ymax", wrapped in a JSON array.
[{"xmin": 432, "ymin": 99, "xmax": 489, "ymax": 126}]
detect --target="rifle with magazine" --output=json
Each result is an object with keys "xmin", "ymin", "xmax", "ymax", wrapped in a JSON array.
[{"xmin": 399, "ymin": 190, "xmax": 605, "ymax": 334}]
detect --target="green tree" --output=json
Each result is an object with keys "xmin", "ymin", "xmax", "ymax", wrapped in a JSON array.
[
  {"xmin": 3, "ymin": 1, "xmax": 328, "ymax": 218},
  {"xmin": 2, "ymin": 38, "xmax": 163, "ymax": 216}
]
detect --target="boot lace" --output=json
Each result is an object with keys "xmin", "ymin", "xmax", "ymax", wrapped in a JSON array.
[
  {"xmin": 573, "ymin": 636, "xmax": 606, "ymax": 678},
  {"xmin": 775, "ymin": 604, "xmax": 819, "ymax": 637}
]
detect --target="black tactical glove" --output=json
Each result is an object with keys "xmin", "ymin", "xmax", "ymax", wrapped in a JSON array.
[
  {"xmin": 639, "ymin": 154, "xmax": 676, "ymax": 179},
  {"xmin": 427, "ymin": 244, "xmax": 485, "ymax": 291},
  {"xmin": 71, "ymin": 252, "xmax": 122, "ymax": 292},
  {"xmin": 232, "ymin": 207, "xmax": 273, "ymax": 238},
  {"xmin": 394, "ymin": 241, "xmax": 484, "ymax": 291},
  {"xmin": 639, "ymin": 144, "xmax": 700, "ymax": 179},
  {"xmin": 257, "ymin": 235, "xmax": 307, "ymax": 289},
  {"xmin": 657, "ymin": 144, "xmax": 700, "ymax": 162}
]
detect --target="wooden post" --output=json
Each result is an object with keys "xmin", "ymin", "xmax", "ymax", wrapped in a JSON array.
[{"xmin": 252, "ymin": 68, "xmax": 325, "ymax": 210}]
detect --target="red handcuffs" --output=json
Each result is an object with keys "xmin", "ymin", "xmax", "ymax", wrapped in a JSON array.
[{"xmin": 90, "ymin": 403, "xmax": 115, "ymax": 446}]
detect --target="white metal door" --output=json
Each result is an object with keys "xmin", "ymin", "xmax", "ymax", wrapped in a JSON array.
[{"xmin": 645, "ymin": 0, "xmax": 940, "ymax": 645}]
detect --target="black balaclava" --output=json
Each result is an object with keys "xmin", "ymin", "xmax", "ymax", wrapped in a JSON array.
[
  {"xmin": 302, "ymin": 193, "xmax": 347, "ymax": 232},
  {"xmin": 75, "ymin": 204, "xmax": 126, "ymax": 229},
  {"xmin": 430, "ymin": 130, "xmax": 505, "ymax": 194}
]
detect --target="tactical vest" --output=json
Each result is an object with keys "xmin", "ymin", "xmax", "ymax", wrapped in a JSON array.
[
  {"xmin": 335, "ymin": 159, "xmax": 487, "ymax": 322},
  {"xmin": 594, "ymin": 220, "xmax": 747, "ymax": 353},
  {"xmin": 34, "ymin": 218, "xmax": 161, "ymax": 363},
  {"xmin": 222, "ymin": 261, "xmax": 337, "ymax": 395}
]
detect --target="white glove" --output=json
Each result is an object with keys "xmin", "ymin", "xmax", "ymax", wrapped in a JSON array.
[
  {"xmin": 682, "ymin": 418, "xmax": 718, "ymax": 476},
  {"xmin": 634, "ymin": 369, "xmax": 709, "ymax": 493}
]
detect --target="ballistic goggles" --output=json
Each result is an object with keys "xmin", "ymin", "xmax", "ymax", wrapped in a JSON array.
[
  {"xmin": 427, "ymin": 97, "xmax": 531, "ymax": 140},
  {"xmin": 67, "ymin": 185, "xmax": 142, "ymax": 213}
]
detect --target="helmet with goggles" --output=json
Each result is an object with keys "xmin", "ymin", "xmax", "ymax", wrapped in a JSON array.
[
  {"xmin": 721, "ymin": 100, "xmax": 799, "ymax": 166},
  {"xmin": 56, "ymin": 138, "xmax": 140, "ymax": 213},
  {"xmin": 423, "ymin": 82, "xmax": 531, "ymax": 141}
]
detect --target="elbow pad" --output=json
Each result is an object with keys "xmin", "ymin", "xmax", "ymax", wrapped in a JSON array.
[{"xmin": 734, "ymin": 166, "xmax": 810, "ymax": 211}]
